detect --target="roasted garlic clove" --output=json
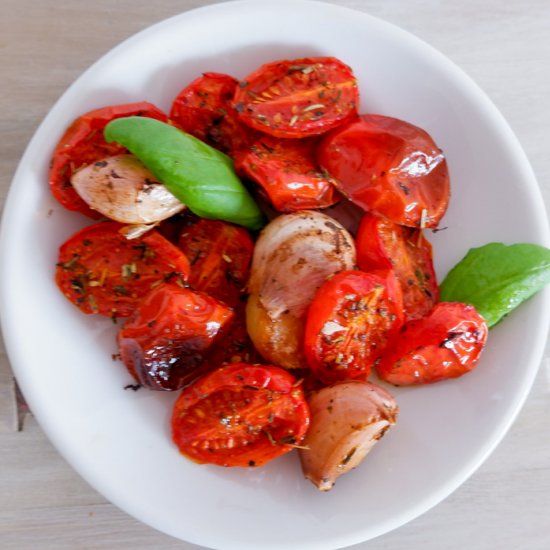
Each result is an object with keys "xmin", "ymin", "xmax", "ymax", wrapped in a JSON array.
[
  {"xmin": 246, "ymin": 210, "xmax": 356, "ymax": 369},
  {"xmin": 71, "ymin": 154, "xmax": 185, "ymax": 224},
  {"xmin": 299, "ymin": 380, "xmax": 398, "ymax": 491}
]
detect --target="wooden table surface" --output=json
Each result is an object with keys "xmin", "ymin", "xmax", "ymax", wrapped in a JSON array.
[{"xmin": 1, "ymin": 1, "xmax": 549, "ymax": 549}]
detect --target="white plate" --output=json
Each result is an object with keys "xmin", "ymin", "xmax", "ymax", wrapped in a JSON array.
[{"xmin": 1, "ymin": 1, "xmax": 549, "ymax": 549}]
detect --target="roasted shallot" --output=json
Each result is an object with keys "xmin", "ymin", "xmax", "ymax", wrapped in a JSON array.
[
  {"xmin": 299, "ymin": 380, "xmax": 398, "ymax": 491},
  {"xmin": 246, "ymin": 210, "xmax": 356, "ymax": 369},
  {"xmin": 71, "ymin": 154, "xmax": 185, "ymax": 227}
]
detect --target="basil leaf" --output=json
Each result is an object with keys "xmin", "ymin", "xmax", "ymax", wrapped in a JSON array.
[
  {"xmin": 439, "ymin": 242, "xmax": 550, "ymax": 327},
  {"xmin": 104, "ymin": 116, "xmax": 264, "ymax": 230}
]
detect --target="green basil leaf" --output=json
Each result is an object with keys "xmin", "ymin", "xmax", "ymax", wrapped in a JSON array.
[
  {"xmin": 439, "ymin": 242, "xmax": 550, "ymax": 327},
  {"xmin": 104, "ymin": 116, "xmax": 264, "ymax": 230}
]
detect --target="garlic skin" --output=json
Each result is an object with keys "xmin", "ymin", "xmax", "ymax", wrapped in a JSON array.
[
  {"xmin": 71, "ymin": 154, "xmax": 185, "ymax": 224},
  {"xmin": 246, "ymin": 211, "xmax": 356, "ymax": 369},
  {"xmin": 118, "ymin": 222, "xmax": 159, "ymax": 240},
  {"xmin": 299, "ymin": 381, "xmax": 398, "ymax": 491}
]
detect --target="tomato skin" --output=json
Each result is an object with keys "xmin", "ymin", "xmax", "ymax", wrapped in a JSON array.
[
  {"xmin": 356, "ymin": 213, "xmax": 439, "ymax": 320},
  {"xmin": 206, "ymin": 301, "xmax": 262, "ymax": 368},
  {"xmin": 55, "ymin": 222, "xmax": 190, "ymax": 317},
  {"xmin": 177, "ymin": 218, "xmax": 260, "ymax": 367},
  {"xmin": 170, "ymin": 72, "xmax": 259, "ymax": 154},
  {"xmin": 171, "ymin": 363, "xmax": 310, "ymax": 467},
  {"xmin": 304, "ymin": 270, "xmax": 404, "ymax": 384},
  {"xmin": 233, "ymin": 57, "xmax": 359, "ymax": 138},
  {"xmin": 118, "ymin": 283, "xmax": 234, "ymax": 390},
  {"xmin": 234, "ymin": 136, "xmax": 340, "ymax": 212},
  {"xmin": 376, "ymin": 302, "xmax": 488, "ymax": 385},
  {"xmin": 49, "ymin": 102, "xmax": 167, "ymax": 218},
  {"xmin": 317, "ymin": 114, "xmax": 450, "ymax": 228}
]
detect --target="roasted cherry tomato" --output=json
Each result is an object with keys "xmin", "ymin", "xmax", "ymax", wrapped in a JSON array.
[
  {"xmin": 171, "ymin": 363, "xmax": 310, "ymax": 467},
  {"xmin": 376, "ymin": 302, "xmax": 488, "ymax": 385},
  {"xmin": 178, "ymin": 218, "xmax": 254, "ymax": 307},
  {"xmin": 49, "ymin": 102, "xmax": 167, "ymax": 218},
  {"xmin": 304, "ymin": 270, "xmax": 403, "ymax": 384},
  {"xmin": 233, "ymin": 57, "xmax": 359, "ymax": 138},
  {"xmin": 118, "ymin": 283, "xmax": 234, "ymax": 390},
  {"xmin": 155, "ymin": 212, "xmax": 191, "ymax": 244},
  {"xmin": 55, "ymin": 222, "xmax": 190, "ymax": 317},
  {"xmin": 234, "ymin": 136, "xmax": 340, "ymax": 212},
  {"xmin": 317, "ymin": 114, "xmax": 450, "ymax": 228},
  {"xmin": 356, "ymin": 213, "xmax": 439, "ymax": 320},
  {"xmin": 178, "ymin": 218, "xmax": 260, "ymax": 367},
  {"xmin": 206, "ymin": 302, "xmax": 262, "ymax": 367},
  {"xmin": 170, "ymin": 72, "xmax": 259, "ymax": 154}
]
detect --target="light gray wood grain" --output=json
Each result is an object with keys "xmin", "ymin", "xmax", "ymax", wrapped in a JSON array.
[{"xmin": 1, "ymin": 1, "xmax": 549, "ymax": 549}]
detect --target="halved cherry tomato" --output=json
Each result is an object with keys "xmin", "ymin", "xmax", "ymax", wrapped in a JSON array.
[
  {"xmin": 304, "ymin": 270, "xmax": 403, "ymax": 384},
  {"xmin": 376, "ymin": 302, "xmax": 488, "ymax": 385},
  {"xmin": 118, "ymin": 283, "xmax": 234, "ymax": 390},
  {"xmin": 170, "ymin": 72, "xmax": 259, "ymax": 154},
  {"xmin": 171, "ymin": 363, "xmax": 310, "ymax": 467},
  {"xmin": 317, "ymin": 114, "xmax": 450, "ymax": 228},
  {"xmin": 177, "ymin": 218, "xmax": 260, "ymax": 367},
  {"xmin": 49, "ymin": 102, "xmax": 167, "ymax": 217},
  {"xmin": 356, "ymin": 213, "xmax": 439, "ymax": 320},
  {"xmin": 234, "ymin": 136, "xmax": 340, "ymax": 212},
  {"xmin": 233, "ymin": 57, "xmax": 359, "ymax": 138},
  {"xmin": 55, "ymin": 221, "xmax": 190, "ymax": 317},
  {"xmin": 177, "ymin": 218, "xmax": 254, "ymax": 307}
]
